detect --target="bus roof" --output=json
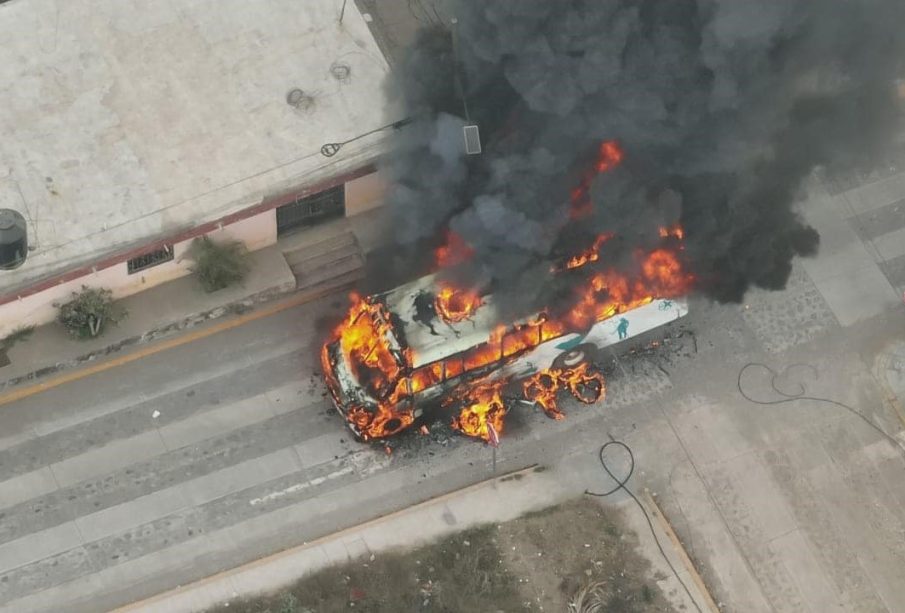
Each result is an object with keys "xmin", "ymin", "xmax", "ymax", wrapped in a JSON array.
[
  {"xmin": 376, "ymin": 273, "xmax": 689, "ymax": 371},
  {"xmin": 376, "ymin": 274, "xmax": 505, "ymax": 369}
]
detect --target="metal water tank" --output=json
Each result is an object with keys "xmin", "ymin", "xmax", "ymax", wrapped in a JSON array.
[{"xmin": 0, "ymin": 209, "xmax": 27, "ymax": 270}]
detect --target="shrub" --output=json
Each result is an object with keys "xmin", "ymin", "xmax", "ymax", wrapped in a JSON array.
[
  {"xmin": 1, "ymin": 325, "xmax": 35, "ymax": 351},
  {"xmin": 56, "ymin": 286, "xmax": 127, "ymax": 339},
  {"xmin": 189, "ymin": 236, "xmax": 250, "ymax": 293}
]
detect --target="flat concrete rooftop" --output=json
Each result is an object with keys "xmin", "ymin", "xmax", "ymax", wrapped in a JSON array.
[{"xmin": 0, "ymin": 0, "xmax": 393, "ymax": 293}]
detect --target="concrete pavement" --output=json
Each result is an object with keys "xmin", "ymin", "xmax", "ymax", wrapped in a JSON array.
[
  {"xmin": 1, "ymin": 280, "xmax": 904, "ymax": 611},
  {"xmin": 1, "ymin": 166, "xmax": 905, "ymax": 612},
  {"xmin": 0, "ymin": 245, "xmax": 296, "ymax": 392},
  {"xmin": 114, "ymin": 465, "xmax": 712, "ymax": 613},
  {"xmin": 0, "ymin": 208, "xmax": 394, "ymax": 397}
]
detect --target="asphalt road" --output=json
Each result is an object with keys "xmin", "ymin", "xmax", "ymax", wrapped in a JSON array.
[
  {"xmin": 0, "ymin": 281, "xmax": 690, "ymax": 612},
  {"xmin": 3, "ymin": 176, "xmax": 905, "ymax": 611}
]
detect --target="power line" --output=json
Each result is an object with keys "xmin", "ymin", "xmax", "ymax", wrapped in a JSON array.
[
  {"xmin": 320, "ymin": 117, "xmax": 414, "ymax": 157},
  {"xmin": 449, "ymin": 17, "xmax": 471, "ymax": 122}
]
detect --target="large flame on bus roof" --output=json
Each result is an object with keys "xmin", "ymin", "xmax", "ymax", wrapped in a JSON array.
[
  {"xmin": 435, "ymin": 285, "xmax": 483, "ymax": 324},
  {"xmin": 321, "ymin": 140, "xmax": 694, "ymax": 443}
]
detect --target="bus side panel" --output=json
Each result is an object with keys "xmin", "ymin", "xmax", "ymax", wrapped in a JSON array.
[
  {"xmin": 420, "ymin": 298, "xmax": 689, "ymax": 395},
  {"xmin": 583, "ymin": 298, "xmax": 689, "ymax": 349},
  {"xmin": 496, "ymin": 338, "xmax": 565, "ymax": 380},
  {"xmin": 497, "ymin": 297, "xmax": 689, "ymax": 380}
]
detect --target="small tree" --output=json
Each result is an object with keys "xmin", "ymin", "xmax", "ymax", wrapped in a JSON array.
[
  {"xmin": 189, "ymin": 236, "xmax": 250, "ymax": 293},
  {"xmin": 56, "ymin": 286, "xmax": 127, "ymax": 339}
]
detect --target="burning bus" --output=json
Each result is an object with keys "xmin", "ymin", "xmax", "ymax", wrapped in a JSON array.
[{"xmin": 321, "ymin": 231, "xmax": 692, "ymax": 443}]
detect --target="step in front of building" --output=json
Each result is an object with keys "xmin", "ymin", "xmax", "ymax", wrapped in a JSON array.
[{"xmin": 283, "ymin": 231, "xmax": 365, "ymax": 295}]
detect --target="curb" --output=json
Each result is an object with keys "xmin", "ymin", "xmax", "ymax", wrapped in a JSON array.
[
  {"xmin": 642, "ymin": 489, "xmax": 721, "ymax": 613},
  {"xmin": 0, "ymin": 284, "xmax": 292, "ymax": 391},
  {"xmin": 112, "ymin": 464, "xmax": 541, "ymax": 613},
  {"xmin": 874, "ymin": 352, "xmax": 905, "ymax": 432},
  {"xmin": 0, "ymin": 281, "xmax": 354, "ymax": 407}
]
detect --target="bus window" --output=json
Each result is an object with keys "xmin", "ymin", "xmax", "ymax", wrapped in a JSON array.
[
  {"xmin": 411, "ymin": 362, "xmax": 443, "ymax": 394},
  {"xmin": 463, "ymin": 342, "xmax": 500, "ymax": 372},
  {"xmin": 503, "ymin": 323, "xmax": 542, "ymax": 357},
  {"xmin": 444, "ymin": 355, "xmax": 464, "ymax": 379}
]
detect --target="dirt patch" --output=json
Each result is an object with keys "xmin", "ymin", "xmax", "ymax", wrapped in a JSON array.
[
  {"xmin": 208, "ymin": 498, "xmax": 674, "ymax": 612},
  {"xmin": 496, "ymin": 498, "xmax": 674, "ymax": 612}
]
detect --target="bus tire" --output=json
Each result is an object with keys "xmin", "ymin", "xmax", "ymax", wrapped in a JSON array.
[{"xmin": 553, "ymin": 343, "xmax": 595, "ymax": 369}]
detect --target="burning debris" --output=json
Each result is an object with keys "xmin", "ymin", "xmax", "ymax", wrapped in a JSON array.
[
  {"xmin": 523, "ymin": 363, "xmax": 606, "ymax": 421},
  {"xmin": 323, "ymin": 33, "xmax": 707, "ymax": 444},
  {"xmin": 322, "ymin": 211, "xmax": 692, "ymax": 443},
  {"xmin": 321, "ymin": 294, "xmax": 415, "ymax": 440},
  {"xmin": 321, "ymin": 1, "xmax": 905, "ymax": 443},
  {"xmin": 447, "ymin": 379, "xmax": 507, "ymax": 441}
]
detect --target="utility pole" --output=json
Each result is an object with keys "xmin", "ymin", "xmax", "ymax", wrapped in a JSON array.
[{"xmin": 487, "ymin": 419, "xmax": 500, "ymax": 474}]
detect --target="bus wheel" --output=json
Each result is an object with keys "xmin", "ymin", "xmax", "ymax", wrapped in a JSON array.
[{"xmin": 554, "ymin": 343, "xmax": 594, "ymax": 369}]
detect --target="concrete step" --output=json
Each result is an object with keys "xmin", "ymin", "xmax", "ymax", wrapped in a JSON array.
[
  {"xmin": 289, "ymin": 241, "xmax": 361, "ymax": 276},
  {"xmin": 283, "ymin": 232, "xmax": 358, "ymax": 270},
  {"xmin": 295, "ymin": 252, "xmax": 365, "ymax": 290}
]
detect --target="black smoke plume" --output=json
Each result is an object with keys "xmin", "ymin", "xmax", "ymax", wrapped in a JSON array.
[{"xmin": 379, "ymin": 0, "xmax": 905, "ymax": 307}]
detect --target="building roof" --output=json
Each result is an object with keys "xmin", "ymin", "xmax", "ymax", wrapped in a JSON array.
[{"xmin": 0, "ymin": 0, "xmax": 394, "ymax": 294}]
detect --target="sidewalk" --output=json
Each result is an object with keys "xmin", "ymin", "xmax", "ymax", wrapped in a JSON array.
[
  {"xmin": 0, "ymin": 207, "xmax": 393, "ymax": 393},
  {"xmin": 877, "ymin": 339, "xmax": 905, "ymax": 430},
  {"xmin": 0, "ymin": 247, "xmax": 295, "ymax": 392},
  {"xmin": 113, "ymin": 464, "xmax": 715, "ymax": 613}
]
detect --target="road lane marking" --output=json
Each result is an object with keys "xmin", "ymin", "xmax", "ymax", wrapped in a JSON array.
[
  {"xmin": 249, "ymin": 466, "xmax": 354, "ymax": 506},
  {"xmin": 0, "ymin": 283, "xmax": 352, "ymax": 408},
  {"xmin": 248, "ymin": 450, "xmax": 389, "ymax": 506}
]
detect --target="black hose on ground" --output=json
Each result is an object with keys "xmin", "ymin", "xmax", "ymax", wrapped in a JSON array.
[
  {"xmin": 585, "ymin": 440, "xmax": 703, "ymax": 613},
  {"xmin": 737, "ymin": 362, "xmax": 905, "ymax": 456}
]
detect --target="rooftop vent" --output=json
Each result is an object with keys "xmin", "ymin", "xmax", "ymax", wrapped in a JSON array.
[
  {"xmin": 0, "ymin": 209, "xmax": 27, "ymax": 270},
  {"xmin": 286, "ymin": 88, "xmax": 316, "ymax": 113}
]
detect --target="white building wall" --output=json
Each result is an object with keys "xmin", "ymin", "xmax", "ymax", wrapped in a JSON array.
[
  {"xmin": 0, "ymin": 209, "xmax": 278, "ymax": 338},
  {"xmin": 345, "ymin": 171, "xmax": 387, "ymax": 217}
]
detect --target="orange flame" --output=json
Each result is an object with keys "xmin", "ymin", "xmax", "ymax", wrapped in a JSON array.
[
  {"xmin": 435, "ymin": 285, "xmax": 483, "ymax": 323},
  {"xmin": 448, "ymin": 379, "xmax": 507, "ymax": 441},
  {"xmin": 435, "ymin": 231, "xmax": 474, "ymax": 269},
  {"xmin": 335, "ymin": 293, "xmax": 401, "ymax": 397},
  {"xmin": 659, "ymin": 224, "xmax": 685, "ymax": 240},
  {"xmin": 322, "ymin": 140, "xmax": 694, "ymax": 444},
  {"xmin": 570, "ymin": 140, "xmax": 624, "ymax": 219},
  {"xmin": 523, "ymin": 363, "xmax": 606, "ymax": 420},
  {"xmin": 324, "ymin": 236, "xmax": 692, "ymax": 442},
  {"xmin": 553, "ymin": 232, "xmax": 615, "ymax": 272},
  {"xmin": 322, "ymin": 293, "xmax": 415, "ymax": 440}
]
